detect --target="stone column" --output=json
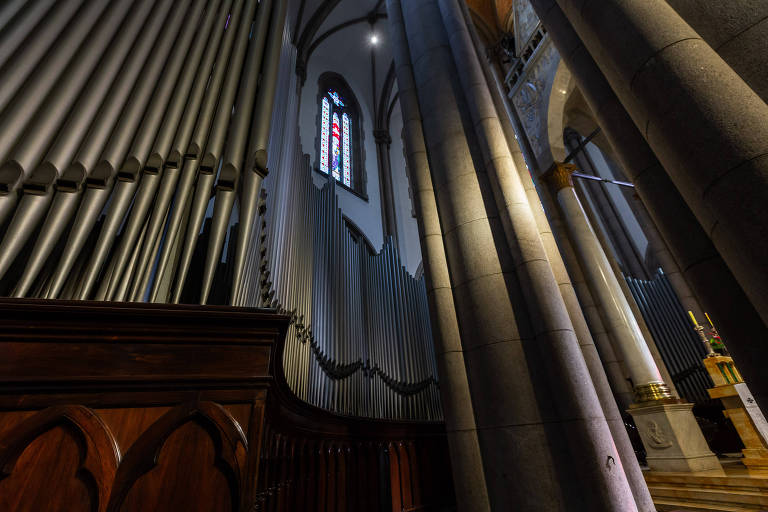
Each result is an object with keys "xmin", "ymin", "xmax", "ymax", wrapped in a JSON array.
[
  {"xmin": 553, "ymin": 0, "xmax": 768, "ymax": 329},
  {"xmin": 373, "ymin": 129, "xmax": 398, "ymax": 245},
  {"xmin": 565, "ymin": 130, "xmax": 648, "ymax": 280},
  {"xmin": 486, "ymin": 56, "xmax": 638, "ymax": 410},
  {"xmin": 548, "ymin": 164, "xmax": 667, "ymax": 398},
  {"xmin": 398, "ymin": 0, "xmax": 636, "ymax": 508},
  {"xmin": 547, "ymin": 163, "xmax": 720, "ymax": 472},
  {"xmin": 463, "ymin": 5, "xmax": 652, "ymax": 510},
  {"xmin": 666, "ymin": 0, "xmax": 768, "ymax": 102},
  {"xmin": 387, "ymin": 1, "xmax": 489, "ymax": 509},
  {"xmin": 529, "ymin": 0, "xmax": 768, "ymax": 412}
]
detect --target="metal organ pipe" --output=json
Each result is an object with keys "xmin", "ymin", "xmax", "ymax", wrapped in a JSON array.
[
  {"xmin": 147, "ymin": 0, "xmax": 234, "ymax": 303},
  {"xmin": 171, "ymin": 0, "xmax": 250, "ymax": 303},
  {"xmin": 200, "ymin": 0, "xmax": 272, "ymax": 305},
  {"xmin": 0, "ymin": 0, "xmax": 84, "ymax": 116},
  {"xmin": 0, "ymin": 0, "xmax": 118, "ymax": 235},
  {"xmin": 98, "ymin": 0, "xmax": 207, "ymax": 301},
  {"xmin": 74, "ymin": 0, "xmax": 190, "ymax": 300},
  {"xmin": 0, "ymin": 0, "xmax": 442, "ymax": 423},
  {"xmin": 41, "ymin": 0, "xmax": 175, "ymax": 299},
  {"xmin": 230, "ymin": 0, "xmax": 288, "ymax": 304}
]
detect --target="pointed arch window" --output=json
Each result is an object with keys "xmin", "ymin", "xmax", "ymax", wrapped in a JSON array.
[{"xmin": 316, "ymin": 74, "xmax": 365, "ymax": 197}]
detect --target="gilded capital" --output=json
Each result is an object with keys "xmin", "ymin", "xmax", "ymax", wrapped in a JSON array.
[{"xmin": 544, "ymin": 162, "xmax": 578, "ymax": 192}]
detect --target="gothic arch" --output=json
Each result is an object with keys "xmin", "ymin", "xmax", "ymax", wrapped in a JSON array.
[{"xmin": 314, "ymin": 71, "xmax": 368, "ymax": 197}]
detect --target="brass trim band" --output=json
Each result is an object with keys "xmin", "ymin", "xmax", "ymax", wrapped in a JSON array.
[{"xmin": 633, "ymin": 382, "xmax": 674, "ymax": 403}]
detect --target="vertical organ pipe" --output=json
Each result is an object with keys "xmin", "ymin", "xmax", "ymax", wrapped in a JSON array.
[
  {"xmin": 50, "ymin": 0, "xmax": 184, "ymax": 298},
  {"xmin": 231, "ymin": 0, "xmax": 288, "ymax": 303},
  {"xmin": 0, "ymin": 0, "xmax": 134, "ymax": 280},
  {"xmin": 200, "ymin": 0, "xmax": 272, "ymax": 304},
  {"xmin": 43, "ymin": 0, "xmax": 176, "ymax": 298},
  {"xmin": 0, "ymin": 0, "xmax": 58, "ymax": 71},
  {"xmin": 129, "ymin": 0, "xmax": 230, "ymax": 301},
  {"xmin": 170, "ymin": 0, "xmax": 248, "ymax": 301},
  {"xmin": 0, "ymin": 0, "xmax": 84, "ymax": 116},
  {"xmin": 6, "ymin": 0, "xmax": 157, "ymax": 293},
  {"xmin": 101, "ymin": 0, "xmax": 207, "ymax": 301},
  {"xmin": 0, "ymin": 0, "xmax": 110, "ymax": 183},
  {"xmin": 148, "ymin": 0, "xmax": 235, "ymax": 302}
]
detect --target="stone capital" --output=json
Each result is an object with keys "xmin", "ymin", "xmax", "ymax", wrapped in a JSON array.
[
  {"xmin": 373, "ymin": 129, "xmax": 392, "ymax": 146},
  {"xmin": 543, "ymin": 162, "xmax": 578, "ymax": 192}
]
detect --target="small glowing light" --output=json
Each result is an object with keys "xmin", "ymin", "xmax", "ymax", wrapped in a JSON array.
[{"xmin": 370, "ymin": 33, "xmax": 379, "ymax": 45}]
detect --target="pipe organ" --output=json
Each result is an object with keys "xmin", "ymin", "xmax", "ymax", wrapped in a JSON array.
[{"xmin": 0, "ymin": 0, "xmax": 442, "ymax": 422}]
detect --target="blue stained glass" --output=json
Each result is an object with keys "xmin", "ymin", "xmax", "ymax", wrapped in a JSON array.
[{"xmin": 328, "ymin": 90, "xmax": 345, "ymax": 107}]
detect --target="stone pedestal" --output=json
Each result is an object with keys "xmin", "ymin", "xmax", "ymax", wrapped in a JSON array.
[{"xmin": 628, "ymin": 402, "xmax": 722, "ymax": 473}]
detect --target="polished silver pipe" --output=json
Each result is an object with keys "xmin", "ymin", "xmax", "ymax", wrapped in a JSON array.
[
  {"xmin": 7, "ymin": 0, "xmax": 134, "ymax": 189},
  {"xmin": 112, "ymin": 212, "xmax": 150, "ymax": 302},
  {"xmin": 45, "ymin": 0, "xmax": 175, "ymax": 297},
  {"xmin": 155, "ymin": 185, "xmax": 193, "ymax": 302},
  {"xmin": 46, "ymin": 183, "xmax": 111, "ymax": 298},
  {"xmin": 102, "ymin": 173, "xmax": 161, "ymax": 300},
  {"xmin": 0, "ymin": 0, "xmax": 84, "ymax": 116},
  {"xmin": 199, "ymin": 0, "xmax": 265, "ymax": 304},
  {"xmin": 168, "ymin": 0, "xmax": 247, "ymax": 300},
  {"xmin": 146, "ymin": 0, "xmax": 234, "ymax": 300},
  {"xmin": 171, "ymin": 170, "xmax": 216, "ymax": 303},
  {"xmin": 129, "ymin": 0, "xmax": 228, "ymax": 300},
  {"xmin": 0, "ymin": 0, "xmax": 110, "ymax": 174},
  {"xmin": 0, "ymin": 192, "xmax": 52, "ymax": 279},
  {"xmin": 149, "ymin": 159, "xmax": 199, "ymax": 301},
  {"xmin": 103, "ymin": 0, "xmax": 205, "ymax": 300},
  {"xmin": 0, "ymin": 0, "xmax": 27, "ymax": 35},
  {"xmin": 77, "ymin": 1, "xmax": 191, "ymax": 300},
  {"xmin": 3, "ymin": 0, "xmax": 155, "ymax": 291},
  {"xmin": 12, "ymin": 190, "xmax": 81, "ymax": 297},
  {"xmin": 0, "ymin": 192, "xmax": 18, "ymax": 229},
  {"xmin": 231, "ymin": 0, "xmax": 287, "ymax": 302},
  {"xmin": 0, "ymin": 0, "xmax": 58, "ymax": 70}
]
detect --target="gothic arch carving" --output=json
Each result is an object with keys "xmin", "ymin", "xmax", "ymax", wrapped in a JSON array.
[
  {"xmin": 106, "ymin": 401, "xmax": 247, "ymax": 512},
  {"xmin": 0, "ymin": 405, "xmax": 120, "ymax": 512}
]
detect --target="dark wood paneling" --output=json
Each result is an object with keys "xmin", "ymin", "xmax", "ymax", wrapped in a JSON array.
[{"xmin": 0, "ymin": 299, "xmax": 455, "ymax": 511}]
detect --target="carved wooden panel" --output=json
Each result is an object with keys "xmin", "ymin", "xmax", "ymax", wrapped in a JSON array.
[
  {"xmin": 0, "ymin": 300, "xmax": 455, "ymax": 511},
  {"xmin": 0, "ymin": 406, "xmax": 119, "ymax": 512}
]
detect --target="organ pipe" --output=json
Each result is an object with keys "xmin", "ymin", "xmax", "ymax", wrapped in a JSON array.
[{"xmin": 0, "ymin": 0, "xmax": 442, "ymax": 422}]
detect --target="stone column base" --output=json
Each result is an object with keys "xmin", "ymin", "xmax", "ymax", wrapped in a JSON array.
[{"xmin": 628, "ymin": 401, "xmax": 722, "ymax": 473}]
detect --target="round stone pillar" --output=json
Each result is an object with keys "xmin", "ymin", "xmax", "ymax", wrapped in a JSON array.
[
  {"xmin": 547, "ymin": 163, "xmax": 669, "ymax": 400},
  {"xmin": 547, "ymin": 163, "xmax": 721, "ymax": 472},
  {"xmin": 529, "ymin": 0, "xmax": 768, "ymax": 412},
  {"xmin": 554, "ymin": 0, "xmax": 768, "ymax": 329}
]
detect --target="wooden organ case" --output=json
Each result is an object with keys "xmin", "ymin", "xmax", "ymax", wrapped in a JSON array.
[{"xmin": 0, "ymin": 299, "xmax": 454, "ymax": 511}]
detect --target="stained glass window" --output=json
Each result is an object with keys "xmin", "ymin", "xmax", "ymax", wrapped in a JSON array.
[
  {"xmin": 318, "ymin": 87, "xmax": 355, "ymax": 190},
  {"xmin": 342, "ymin": 113, "xmax": 351, "ymax": 187},
  {"xmin": 320, "ymin": 97, "xmax": 330, "ymax": 174},
  {"xmin": 331, "ymin": 112, "xmax": 341, "ymax": 180}
]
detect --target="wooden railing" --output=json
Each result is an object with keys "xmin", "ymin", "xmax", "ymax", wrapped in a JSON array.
[
  {"xmin": 0, "ymin": 300, "xmax": 454, "ymax": 511},
  {"xmin": 254, "ymin": 316, "xmax": 454, "ymax": 511}
]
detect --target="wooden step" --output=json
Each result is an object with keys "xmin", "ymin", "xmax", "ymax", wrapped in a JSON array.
[
  {"xmin": 649, "ymin": 484, "xmax": 768, "ymax": 508},
  {"xmin": 653, "ymin": 498, "xmax": 764, "ymax": 512}
]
